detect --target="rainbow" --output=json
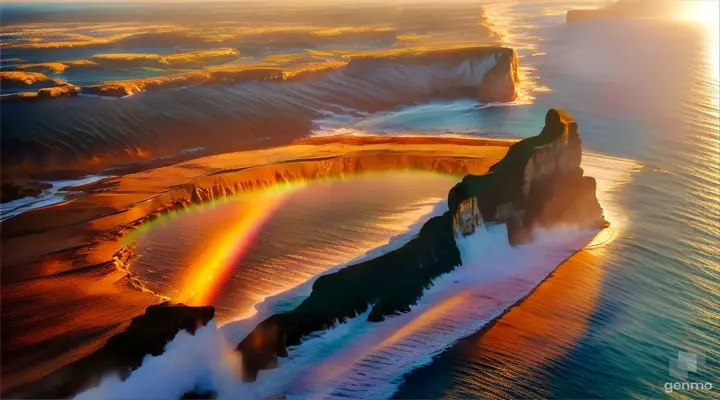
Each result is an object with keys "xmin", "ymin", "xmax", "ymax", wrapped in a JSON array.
[
  {"xmin": 174, "ymin": 192, "xmax": 289, "ymax": 306},
  {"xmin": 127, "ymin": 170, "xmax": 459, "ymax": 307}
]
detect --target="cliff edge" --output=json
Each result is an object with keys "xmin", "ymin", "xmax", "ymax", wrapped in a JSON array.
[
  {"xmin": 9, "ymin": 303, "xmax": 215, "ymax": 399},
  {"xmin": 449, "ymin": 108, "xmax": 606, "ymax": 244},
  {"xmin": 236, "ymin": 109, "xmax": 606, "ymax": 379}
]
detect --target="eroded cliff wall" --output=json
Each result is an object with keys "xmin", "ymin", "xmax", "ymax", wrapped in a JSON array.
[
  {"xmin": 1, "ymin": 47, "xmax": 519, "ymax": 184},
  {"xmin": 449, "ymin": 109, "xmax": 606, "ymax": 243}
]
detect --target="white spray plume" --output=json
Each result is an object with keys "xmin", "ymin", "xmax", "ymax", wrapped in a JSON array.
[{"xmin": 74, "ymin": 320, "xmax": 242, "ymax": 400}]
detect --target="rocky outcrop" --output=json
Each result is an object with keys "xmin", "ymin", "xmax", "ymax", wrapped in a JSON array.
[
  {"xmin": 0, "ymin": 71, "xmax": 69, "ymax": 91},
  {"xmin": 235, "ymin": 109, "xmax": 605, "ymax": 379},
  {"xmin": 10, "ymin": 303, "xmax": 214, "ymax": 399},
  {"xmin": 477, "ymin": 48, "xmax": 519, "ymax": 103},
  {"xmin": 566, "ymin": 8, "xmax": 611, "ymax": 23},
  {"xmin": 236, "ymin": 213, "xmax": 460, "ymax": 380},
  {"xmin": 452, "ymin": 197, "xmax": 483, "ymax": 237},
  {"xmin": 449, "ymin": 109, "xmax": 606, "ymax": 243},
  {"xmin": 347, "ymin": 47, "xmax": 519, "ymax": 103},
  {"xmin": 0, "ymin": 179, "xmax": 52, "ymax": 203}
]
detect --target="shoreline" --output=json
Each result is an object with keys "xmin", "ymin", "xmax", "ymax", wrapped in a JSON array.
[{"xmin": 0, "ymin": 135, "xmax": 513, "ymax": 397}]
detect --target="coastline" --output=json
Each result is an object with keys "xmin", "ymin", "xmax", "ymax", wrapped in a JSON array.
[{"xmin": 0, "ymin": 135, "xmax": 514, "ymax": 397}]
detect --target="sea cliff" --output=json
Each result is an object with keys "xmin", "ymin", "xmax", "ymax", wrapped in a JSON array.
[
  {"xmin": 1, "ymin": 47, "xmax": 519, "ymax": 192},
  {"xmin": 0, "ymin": 136, "xmax": 511, "ymax": 399},
  {"xmin": 236, "ymin": 109, "xmax": 606, "ymax": 378},
  {"xmin": 9, "ymin": 304, "xmax": 214, "ymax": 399}
]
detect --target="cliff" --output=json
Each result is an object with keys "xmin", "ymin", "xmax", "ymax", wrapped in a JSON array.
[
  {"xmin": 0, "ymin": 136, "xmax": 511, "ymax": 398},
  {"xmin": 9, "ymin": 303, "xmax": 215, "ymax": 399},
  {"xmin": 1, "ymin": 47, "xmax": 519, "ymax": 191},
  {"xmin": 2, "ymin": 46, "xmax": 517, "ymax": 101},
  {"xmin": 236, "ymin": 109, "xmax": 605, "ymax": 379},
  {"xmin": 448, "ymin": 108, "xmax": 606, "ymax": 243}
]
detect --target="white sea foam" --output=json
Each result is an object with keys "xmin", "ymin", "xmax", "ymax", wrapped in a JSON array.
[
  {"xmin": 0, "ymin": 175, "xmax": 107, "ymax": 221},
  {"xmin": 74, "ymin": 320, "xmax": 242, "ymax": 400},
  {"xmin": 218, "ymin": 225, "xmax": 598, "ymax": 400}
]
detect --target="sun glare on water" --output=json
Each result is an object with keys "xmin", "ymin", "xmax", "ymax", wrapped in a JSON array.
[
  {"xmin": 677, "ymin": 1, "xmax": 720, "ymax": 84},
  {"xmin": 679, "ymin": 0, "xmax": 720, "ymax": 25}
]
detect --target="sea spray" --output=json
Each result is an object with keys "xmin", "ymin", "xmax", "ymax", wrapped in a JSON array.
[
  {"xmin": 74, "ymin": 320, "xmax": 241, "ymax": 400},
  {"xmin": 75, "ymin": 224, "xmax": 600, "ymax": 400}
]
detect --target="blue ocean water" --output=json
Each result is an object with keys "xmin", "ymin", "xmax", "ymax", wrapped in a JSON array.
[{"xmin": 340, "ymin": 4, "xmax": 719, "ymax": 399}]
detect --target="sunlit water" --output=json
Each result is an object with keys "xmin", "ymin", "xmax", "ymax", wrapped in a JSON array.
[
  {"xmin": 376, "ymin": 3, "xmax": 719, "ymax": 399},
  {"xmin": 128, "ymin": 172, "xmax": 458, "ymax": 321}
]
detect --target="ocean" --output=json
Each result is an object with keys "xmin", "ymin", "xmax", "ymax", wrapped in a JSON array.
[
  {"xmin": 389, "ymin": 3, "xmax": 720, "ymax": 398},
  {"xmin": 2, "ymin": 0, "xmax": 718, "ymax": 399},
  {"xmin": 295, "ymin": 1, "xmax": 720, "ymax": 398}
]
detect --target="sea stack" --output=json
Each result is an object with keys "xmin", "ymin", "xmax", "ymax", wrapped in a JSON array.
[
  {"xmin": 448, "ymin": 108, "xmax": 607, "ymax": 243},
  {"xmin": 236, "ymin": 109, "xmax": 606, "ymax": 379}
]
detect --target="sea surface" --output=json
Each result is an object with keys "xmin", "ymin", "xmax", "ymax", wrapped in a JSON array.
[
  {"xmin": 388, "ymin": 2, "xmax": 720, "ymax": 398},
  {"xmin": 128, "ymin": 172, "xmax": 458, "ymax": 320},
  {"xmin": 3, "ymin": 0, "xmax": 718, "ymax": 399}
]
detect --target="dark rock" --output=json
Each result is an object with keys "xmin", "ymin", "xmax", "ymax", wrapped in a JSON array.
[
  {"xmin": 0, "ymin": 179, "xmax": 52, "ymax": 203},
  {"xmin": 236, "ymin": 109, "xmax": 605, "ymax": 379},
  {"xmin": 450, "ymin": 108, "xmax": 606, "ymax": 243},
  {"xmin": 11, "ymin": 303, "xmax": 214, "ymax": 399},
  {"xmin": 236, "ymin": 213, "xmax": 460, "ymax": 379},
  {"xmin": 181, "ymin": 389, "xmax": 218, "ymax": 399}
]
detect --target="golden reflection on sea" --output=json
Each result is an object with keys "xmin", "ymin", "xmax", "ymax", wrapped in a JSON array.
[
  {"xmin": 442, "ymin": 248, "xmax": 605, "ymax": 399},
  {"xmin": 678, "ymin": 0, "xmax": 719, "ymax": 84}
]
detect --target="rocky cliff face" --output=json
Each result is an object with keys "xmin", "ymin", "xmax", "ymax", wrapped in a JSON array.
[
  {"xmin": 449, "ymin": 109, "xmax": 606, "ymax": 243},
  {"xmin": 477, "ymin": 48, "xmax": 519, "ymax": 103},
  {"xmin": 235, "ymin": 109, "xmax": 605, "ymax": 379},
  {"xmin": 1, "ymin": 47, "xmax": 518, "ymax": 192},
  {"xmin": 12, "ymin": 303, "xmax": 214, "ymax": 399}
]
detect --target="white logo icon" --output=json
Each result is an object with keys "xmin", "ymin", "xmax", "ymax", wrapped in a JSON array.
[{"xmin": 669, "ymin": 350, "xmax": 706, "ymax": 380}]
